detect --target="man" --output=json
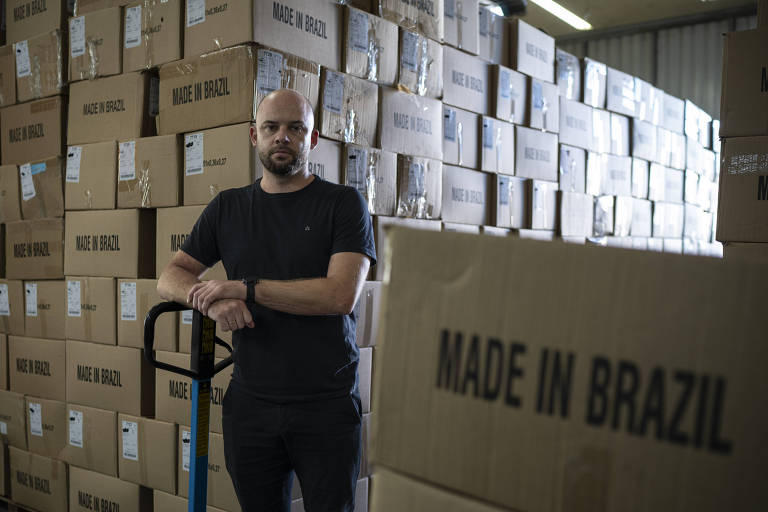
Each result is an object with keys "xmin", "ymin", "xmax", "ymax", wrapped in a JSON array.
[{"xmin": 157, "ymin": 88, "xmax": 376, "ymax": 511}]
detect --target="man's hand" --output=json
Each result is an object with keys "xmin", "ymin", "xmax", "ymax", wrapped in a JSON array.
[
  {"xmin": 207, "ymin": 299, "xmax": 255, "ymax": 331},
  {"xmin": 188, "ymin": 280, "xmax": 246, "ymax": 316}
]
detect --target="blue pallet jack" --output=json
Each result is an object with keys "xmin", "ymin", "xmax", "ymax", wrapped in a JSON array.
[{"xmin": 144, "ymin": 302, "xmax": 233, "ymax": 512}]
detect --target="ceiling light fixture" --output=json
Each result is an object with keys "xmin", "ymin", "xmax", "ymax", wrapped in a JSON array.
[{"xmin": 528, "ymin": 0, "xmax": 592, "ymax": 30}]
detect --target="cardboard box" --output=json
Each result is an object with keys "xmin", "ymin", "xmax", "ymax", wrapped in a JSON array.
[
  {"xmin": 723, "ymin": 242, "xmax": 768, "ymax": 262},
  {"xmin": 443, "ymin": 105, "xmax": 479, "ymax": 169},
  {"xmin": 66, "ymin": 340, "xmax": 153, "ymax": 416},
  {"xmin": 477, "ymin": 5, "xmax": 507, "ymax": 65},
  {"xmin": 74, "ymin": 0, "xmax": 133, "ymax": 15},
  {"xmin": 662, "ymin": 92, "xmax": 685, "ymax": 134},
  {"xmin": 0, "ymin": 45, "xmax": 18, "ymax": 107},
  {"xmin": 118, "ymin": 279, "xmax": 176, "ymax": 351},
  {"xmin": 371, "ymin": 215, "xmax": 441, "ymax": 280},
  {"xmin": 509, "ymin": 19, "xmax": 554, "ymax": 83},
  {"xmin": 123, "ymin": 0, "xmax": 182, "ymax": 72},
  {"xmin": 669, "ymin": 131, "xmax": 686, "ymax": 170},
  {"xmin": 685, "ymin": 99, "xmax": 711, "ymax": 148},
  {"xmin": 64, "ymin": 209, "xmax": 155, "ymax": 278},
  {"xmin": 559, "ymin": 98, "xmax": 592, "ymax": 150},
  {"xmin": 583, "ymin": 57, "xmax": 607, "ymax": 108},
  {"xmin": 442, "ymin": 221, "xmax": 481, "ymax": 234},
  {"xmin": 559, "ymin": 191, "xmax": 593, "ymax": 237},
  {"xmin": 610, "ymin": 113, "xmax": 630, "ymax": 156},
  {"xmin": 613, "ymin": 195, "xmax": 633, "ymax": 237},
  {"xmin": 601, "ymin": 154, "xmax": 632, "ymax": 197},
  {"xmin": 371, "ymin": 467, "xmax": 509, "ymax": 512},
  {"xmin": 23, "ymin": 280, "xmax": 65, "ymax": 340},
  {"xmin": 514, "ymin": 126, "xmax": 558, "ymax": 181},
  {"xmin": 440, "ymin": 165, "xmax": 489, "ymax": 225},
  {"xmin": 442, "ymin": 45, "xmax": 489, "ymax": 115},
  {"xmin": 0, "ymin": 335, "xmax": 7, "ymax": 390},
  {"xmin": 69, "ymin": 465, "xmax": 152, "ymax": 512},
  {"xmin": 480, "ymin": 117, "xmax": 514, "ymax": 174},
  {"xmin": 0, "ymin": 439, "xmax": 7, "ymax": 496},
  {"xmin": 343, "ymin": 144, "xmax": 397, "ymax": 216},
  {"xmin": 605, "ymin": 66, "xmax": 636, "ymax": 117},
  {"xmin": 716, "ymin": 136, "xmax": 768, "ymax": 242},
  {"xmin": 490, "ymin": 65, "xmax": 527, "ymax": 125},
  {"xmin": 492, "ymin": 175, "xmax": 525, "ymax": 229},
  {"xmin": 14, "ymin": 29, "xmax": 65, "ymax": 103},
  {"xmin": 632, "ymin": 118, "xmax": 658, "ymax": 162},
  {"xmin": 359, "ymin": 346, "xmax": 373, "ymax": 413},
  {"xmin": 24, "ymin": 397, "xmax": 66, "ymax": 459},
  {"xmin": 657, "ymin": 127, "xmax": 673, "ymax": 167},
  {"xmin": 9, "ymin": 336, "xmax": 65, "ymax": 401},
  {"xmin": 155, "ymin": 205, "xmax": 227, "ymax": 280},
  {"xmin": 591, "ymin": 108, "xmax": 611, "ymax": 154},
  {"xmin": 119, "ymin": 414, "xmax": 176, "ymax": 494},
  {"xmin": 178, "ymin": 429, "xmax": 239, "ymax": 511},
  {"xmin": 396, "ymin": 28, "xmax": 443, "ymax": 99},
  {"xmin": 158, "ymin": 44, "xmax": 320, "ymax": 136},
  {"xmin": 665, "ymin": 167, "xmax": 684, "ymax": 204},
  {"xmin": 526, "ymin": 179, "xmax": 557, "ymax": 230},
  {"xmin": 361, "ymin": 412, "xmax": 371, "ymax": 476},
  {"xmin": 64, "ymin": 277, "xmax": 116, "ymax": 345},
  {"xmin": 373, "ymin": 226, "xmax": 768, "ymax": 510},
  {"xmin": 378, "ymin": 88, "xmax": 442, "ymax": 160},
  {"xmin": 155, "ymin": 351, "xmax": 230, "ymax": 433},
  {"xmin": 634, "ymin": 78, "xmax": 662, "ymax": 125},
  {"xmin": 61, "ymin": 404, "xmax": 117, "ymax": 476},
  {"xmin": 663, "ymin": 237, "xmax": 683, "ymax": 253},
  {"xmin": 67, "ymin": 72, "xmax": 154, "ymax": 145},
  {"xmin": 183, "ymin": 0, "xmax": 252, "ymax": 59},
  {"xmin": 528, "ymin": 78, "xmax": 559, "ymax": 133},
  {"xmin": 1, "ymin": 96, "xmax": 65, "ymax": 165},
  {"xmin": 0, "ymin": 165, "xmax": 22, "ymax": 223},
  {"xmin": 19, "ymin": 156, "xmax": 64, "ymax": 220},
  {"xmin": 558, "ymin": 145, "xmax": 586, "ymax": 193},
  {"xmin": 153, "ymin": 489, "xmax": 228, "ymax": 512},
  {"xmin": 594, "ymin": 194, "xmax": 614, "ymax": 236},
  {"xmin": 685, "ymin": 170, "xmax": 700, "ymax": 205},
  {"xmin": 556, "ymin": 49, "xmax": 581, "ymax": 101},
  {"xmin": 343, "ymin": 6, "xmax": 398, "ymax": 86},
  {"xmin": 720, "ymin": 29, "xmax": 768, "ymax": 137},
  {"xmin": 0, "ymin": 390, "xmax": 27, "ymax": 449},
  {"xmin": 396, "ymin": 155, "xmax": 442, "ymax": 219},
  {"xmin": 377, "ymin": 0, "xmax": 443, "ymax": 43},
  {"xmin": 183, "ymin": 123, "xmax": 255, "ymax": 206},
  {"xmin": 5, "ymin": 0, "xmax": 67, "ymax": 45},
  {"xmin": 118, "ymin": 134, "xmax": 181, "ymax": 208},
  {"xmin": 444, "ymin": 0, "xmax": 479, "ymax": 54},
  {"xmin": 632, "ymin": 158, "xmax": 649, "ymax": 199},
  {"xmin": 65, "ymin": 141, "xmax": 118, "ymax": 210},
  {"xmin": 652, "ymin": 201, "xmax": 684, "ymax": 238},
  {"xmin": 355, "ymin": 281, "xmax": 381, "ymax": 348},
  {"xmin": 648, "ymin": 162, "xmax": 666, "ymax": 202},
  {"xmin": 320, "ymin": 69, "xmax": 379, "ymax": 147},
  {"xmin": 0, "ymin": 280, "xmax": 25, "ymax": 336},
  {"xmin": 69, "ymin": 7, "xmax": 123, "ymax": 81},
  {"xmin": 482, "ymin": 226, "xmax": 510, "ymax": 237},
  {"xmin": 515, "ymin": 229, "xmax": 555, "ymax": 241},
  {"xmin": 9, "ymin": 447, "xmax": 67, "ymax": 512}
]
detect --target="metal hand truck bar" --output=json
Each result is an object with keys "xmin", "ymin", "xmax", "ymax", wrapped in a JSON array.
[{"xmin": 144, "ymin": 302, "xmax": 233, "ymax": 512}]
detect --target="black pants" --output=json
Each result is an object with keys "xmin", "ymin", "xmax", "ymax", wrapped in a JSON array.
[{"xmin": 222, "ymin": 383, "xmax": 362, "ymax": 512}]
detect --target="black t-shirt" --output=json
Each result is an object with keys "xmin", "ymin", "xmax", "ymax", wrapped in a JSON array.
[{"xmin": 181, "ymin": 176, "xmax": 376, "ymax": 403}]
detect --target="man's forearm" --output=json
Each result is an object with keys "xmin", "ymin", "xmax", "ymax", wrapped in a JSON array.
[
  {"xmin": 157, "ymin": 264, "xmax": 201, "ymax": 307},
  {"xmin": 254, "ymin": 277, "xmax": 353, "ymax": 316}
]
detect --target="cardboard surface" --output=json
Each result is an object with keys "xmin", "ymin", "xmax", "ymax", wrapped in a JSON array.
[
  {"xmin": 69, "ymin": 465, "xmax": 152, "ymax": 512},
  {"xmin": 15, "ymin": 29, "xmax": 65, "ymax": 103},
  {"xmin": 528, "ymin": 78, "xmax": 559, "ymax": 133},
  {"xmin": 558, "ymin": 145, "xmax": 586, "ymax": 193},
  {"xmin": 153, "ymin": 489, "xmax": 227, "ymax": 512},
  {"xmin": 490, "ymin": 65, "xmax": 527, "ymax": 125},
  {"xmin": 1, "ymin": 96, "xmax": 65, "ymax": 165},
  {"xmin": 610, "ymin": 113, "xmax": 631, "ymax": 156},
  {"xmin": 606, "ymin": 66, "xmax": 636, "ymax": 117},
  {"xmin": 378, "ymin": 0, "xmax": 443, "ymax": 43},
  {"xmin": 663, "ymin": 92, "xmax": 685, "ymax": 134},
  {"xmin": 582, "ymin": 57, "xmax": 607, "ymax": 108},
  {"xmin": 0, "ymin": 165, "xmax": 22, "ymax": 223},
  {"xmin": 556, "ymin": 49, "xmax": 582, "ymax": 101},
  {"xmin": 442, "ymin": 45, "xmax": 489, "ymax": 115},
  {"xmin": 559, "ymin": 97, "xmax": 592, "ymax": 150},
  {"xmin": 19, "ymin": 156, "xmax": 64, "ymax": 220},
  {"xmin": 510, "ymin": 19, "xmax": 554, "ymax": 83},
  {"xmin": 320, "ymin": 69, "xmax": 379, "ymax": 146},
  {"xmin": 480, "ymin": 117, "xmax": 514, "ymax": 174},
  {"xmin": 183, "ymin": 0, "xmax": 252, "ymax": 58},
  {"xmin": 371, "ymin": 215, "xmax": 441, "ymax": 280},
  {"xmin": 723, "ymin": 242, "xmax": 768, "ymax": 262},
  {"xmin": 477, "ymin": 6, "xmax": 507, "ymax": 65},
  {"xmin": 442, "ymin": 106, "xmax": 479, "ymax": 169},
  {"xmin": 354, "ymin": 281, "xmax": 381, "ymax": 348},
  {"xmin": 526, "ymin": 179, "xmax": 557, "ymax": 230},
  {"xmin": 396, "ymin": 28, "xmax": 443, "ymax": 99},
  {"xmin": 6, "ymin": 0, "xmax": 66, "ymax": 45},
  {"xmin": 632, "ymin": 118, "xmax": 658, "ymax": 162},
  {"xmin": 65, "ymin": 141, "xmax": 118, "ymax": 210},
  {"xmin": 155, "ymin": 205, "xmax": 227, "ymax": 280},
  {"xmin": 23, "ymin": 280, "xmax": 65, "ymax": 340},
  {"xmin": 64, "ymin": 277, "xmax": 116, "ymax": 345},
  {"xmin": 343, "ymin": 144, "xmax": 397, "ymax": 216},
  {"xmin": 515, "ymin": 126, "xmax": 558, "ymax": 181},
  {"xmin": 61, "ymin": 404, "xmax": 118, "ymax": 477},
  {"xmin": 69, "ymin": 7, "xmax": 122, "ymax": 81},
  {"xmin": 123, "ymin": 0, "xmax": 182, "ymax": 72},
  {"xmin": 379, "ymin": 88, "xmax": 442, "ymax": 160},
  {"xmin": 0, "ymin": 280, "xmax": 25, "ymax": 336},
  {"xmin": 0, "ymin": 390, "xmax": 27, "ymax": 449},
  {"xmin": 9, "ymin": 447, "xmax": 68, "ymax": 512},
  {"xmin": 492, "ymin": 175, "xmax": 526, "ymax": 229},
  {"xmin": 0, "ymin": 45, "xmax": 18, "ymax": 107},
  {"xmin": 443, "ymin": 0, "xmax": 479, "ymax": 54},
  {"xmin": 119, "ymin": 414, "xmax": 176, "ymax": 494},
  {"xmin": 177, "ymin": 429, "xmax": 239, "ymax": 511},
  {"xmin": 117, "ymin": 134, "xmax": 181, "ymax": 208},
  {"xmin": 343, "ymin": 6, "xmax": 398, "ymax": 86},
  {"xmin": 118, "ymin": 278, "xmax": 176, "ymax": 351},
  {"xmin": 24, "ymin": 397, "xmax": 66, "ymax": 460},
  {"xmin": 559, "ymin": 191, "xmax": 594, "ymax": 237},
  {"xmin": 440, "ymin": 165, "xmax": 489, "ymax": 226},
  {"xmin": 8, "ymin": 336, "xmax": 65, "ymax": 401},
  {"xmin": 373, "ymin": 227, "xmax": 768, "ymax": 511},
  {"xmin": 396, "ymin": 155, "xmax": 442, "ymax": 219},
  {"xmin": 720, "ymin": 29, "xmax": 768, "ymax": 137}
]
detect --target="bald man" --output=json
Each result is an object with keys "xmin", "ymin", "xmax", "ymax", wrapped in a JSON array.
[{"xmin": 157, "ymin": 89, "xmax": 375, "ymax": 511}]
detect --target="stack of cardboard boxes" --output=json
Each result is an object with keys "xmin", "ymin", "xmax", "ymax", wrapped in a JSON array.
[{"xmin": 716, "ymin": 1, "xmax": 768, "ymax": 262}]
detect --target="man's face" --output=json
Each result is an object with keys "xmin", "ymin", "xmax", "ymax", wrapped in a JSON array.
[{"xmin": 251, "ymin": 92, "xmax": 317, "ymax": 177}]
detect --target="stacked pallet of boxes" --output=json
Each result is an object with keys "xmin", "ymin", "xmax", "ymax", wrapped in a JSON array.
[{"xmin": 716, "ymin": 1, "xmax": 768, "ymax": 262}]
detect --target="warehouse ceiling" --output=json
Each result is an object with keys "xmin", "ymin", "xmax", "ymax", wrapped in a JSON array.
[{"xmin": 501, "ymin": 0, "xmax": 755, "ymax": 37}]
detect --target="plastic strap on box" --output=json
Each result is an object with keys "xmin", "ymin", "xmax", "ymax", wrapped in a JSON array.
[
  {"xmin": 507, "ymin": 177, "xmax": 516, "ymax": 227},
  {"xmin": 398, "ymin": 157, "xmax": 428, "ymax": 218},
  {"xmin": 365, "ymin": 150, "xmax": 379, "ymax": 214},
  {"xmin": 456, "ymin": 1, "xmax": 464, "ymax": 49},
  {"xmin": 344, "ymin": 101, "xmax": 357, "ymax": 144}
]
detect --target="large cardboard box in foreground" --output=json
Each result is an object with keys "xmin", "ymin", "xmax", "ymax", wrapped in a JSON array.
[
  {"xmin": 720, "ymin": 29, "xmax": 768, "ymax": 137},
  {"xmin": 373, "ymin": 228, "xmax": 768, "ymax": 511}
]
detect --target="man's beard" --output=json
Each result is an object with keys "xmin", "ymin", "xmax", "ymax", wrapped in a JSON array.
[{"xmin": 259, "ymin": 146, "xmax": 306, "ymax": 176}]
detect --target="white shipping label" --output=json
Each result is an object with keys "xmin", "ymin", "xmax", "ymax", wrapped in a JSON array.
[
  {"xmin": 25, "ymin": 283, "xmax": 37, "ymax": 317},
  {"xmin": 69, "ymin": 410, "xmax": 83, "ymax": 447},
  {"xmin": 346, "ymin": 147, "xmax": 367, "ymax": 194},
  {"xmin": 349, "ymin": 10, "xmax": 369, "ymax": 53},
  {"xmin": 407, "ymin": 163, "xmax": 425, "ymax": 200},
  {"xmin": 119, "ymin": 141, "xmax": 137, "ymax": 181},
  {"xmin": 120, "ymin": 282, "xmax": 137, "ymax": 321},
  {"xmin": 482, "ymin": 118, "xmax": 494, "ymax": 148},
  {"xmin": 186, "ymin": 0, "xmax": 205, "ymax": 27},
  {"xmin": 15, "ymin": 40, "xmax": 31, "ymax": 78},
  {"xmin": 29, "ymin": 403, "xmax": 42, "ymax": 437},
  {"xmin": 181, "ymin": 310, "xmax": 193, "ymax": 325},
  {"xmin": 67, "ymin": 280, "xmax": 82, "ymax": 318},
  {"xmin": 445, "ymin": 0, "xmax": 455, "ymax": 18},
  {"xmin": 184, "ymin": 133, "xmax": 204, "ymax": 176},
  {"xmin": 0, "ymin": 284, "xmax": 9, "ymax": 316},
  {"xmin": 443, "ymin": 109, "xmax": 456, "ymax": 142},
  {"xmin": 19, "ymin": 164, "xmax": 35, "ymax": 201},
  {"xmin": 256, "ymin": 49, "xmax": 284, "ymax": 96},
  {"xmin": 500, "ymin": 69, "xmax": 511, "ymax": 99},
  {"xmin": 121, "ymin": 420, "xmax": 139, "ymax": 461},
  {"xmin": 182, "ymin": 429, "xmax": 191, "ymax": 471},
  {"xmin": 125, "ymin": 6, "xmax": 142, "ymax": 48},
  {"xmin": 66, "ymin": 146, "xmax": 83, "ymax": 183},
  {"xmin": 0, "ymin": 422, "xmax": 7, "ymax": 435},
  {"xmin": 70, "ymin": 17, "xmax": 86, "ymax": 58},
  {"xmin": 401, "ymin": 31, "xmax": 419, "ymax": 72},
  {"xmin": 322, "ymin": 71, "xmax": 345, "ymax": 115},
  {"xmin": 479, "ymin": 8, "xmax": 489, "ymax": 36}
]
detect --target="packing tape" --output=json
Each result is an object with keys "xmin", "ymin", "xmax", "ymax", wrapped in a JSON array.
[
  {"xmin": 507, "ymin": 177, "xmax": 515, "ymax": 227},
  {"xmin": 344, "ymin": 106, "xmax": 357, "ymax": 144},
  {"xmin": 55, "ymin": 30, "xmax": 64, "ymax": 92},
  {"xmin": 143, "ymin": 0, "xmax": 155, "ymax": 70},
  {"xmin": 139, "ymin": 161, "xmax": 152, "ymax": 208},
  {"xmin": 366, "ymin": 19, "xmax": 380, "ymax": 82},
  {"xmin": 541, "ymin": 95, "xmax": 549, "ymax": 132},
  {"xmin": 0, "ymin": 75, "xmax": 5, "ymax": 105},
  {"xmin": 362, "ymin": 289, "xmax": 374, "ymax": 346},
  {"xmin": 83, "ymin": 278, "xmax": 92, "ymax": 341},
  {"xmin": 495, "ymin": 127, "xmax": 502, "ymax": 173},
  {"xmin": 209, "ymin": 184, "xmax": 219, "ymax": 199},
  {"xmin": 457, "ymin": 122, "xmax": 464, "ymax": 167},
  {"xmin": 365, "ymin": 150, "xmax": 379, "ymax": 214},
  {"xmin": 416, "ymin": 37, "xmax": 429, "ymax": 97},
  {"xmin": 84, "ymin": 189, "xmax": 94, "ymax": 210},
  {"xmin": 456, "ymin": 1, "xmax": 463, "ymax": 48},
  {"xmin": 87, "ymin": 37, "xmax": 100, "ymax": 80}
]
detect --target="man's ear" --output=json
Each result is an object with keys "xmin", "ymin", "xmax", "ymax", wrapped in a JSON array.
[
  {"xmin": 249, "ymin": 124, "xmax": 258, "ymax": 147},
  {"xmin": 310, "ymin": 129, "xmax": 319, "ymax": 150}
]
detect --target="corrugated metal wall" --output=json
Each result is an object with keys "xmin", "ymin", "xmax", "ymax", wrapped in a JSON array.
[{"xmin": 558, "ymin": 15, "xmax": 757, "ymax": 119}]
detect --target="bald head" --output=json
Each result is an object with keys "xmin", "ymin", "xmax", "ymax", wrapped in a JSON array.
[{"xmin": 256, "ymin": 89, "xmax": 314, "ymax": 131}]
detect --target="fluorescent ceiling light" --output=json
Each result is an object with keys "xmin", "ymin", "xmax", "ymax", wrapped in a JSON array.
[{"xmin": 529, "ymin": 0, "xmax": 592, "ymax": 30}]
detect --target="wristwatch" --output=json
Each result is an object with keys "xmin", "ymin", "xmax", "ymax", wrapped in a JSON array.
[{"xmin": 242, "ymin": 278, "xmax": 259, "ymax": 303}]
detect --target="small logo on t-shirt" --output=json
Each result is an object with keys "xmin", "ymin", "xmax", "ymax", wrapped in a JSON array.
[{"xmin": 305, "ymin": 226, "xmax": 311, "ymax": 231}]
